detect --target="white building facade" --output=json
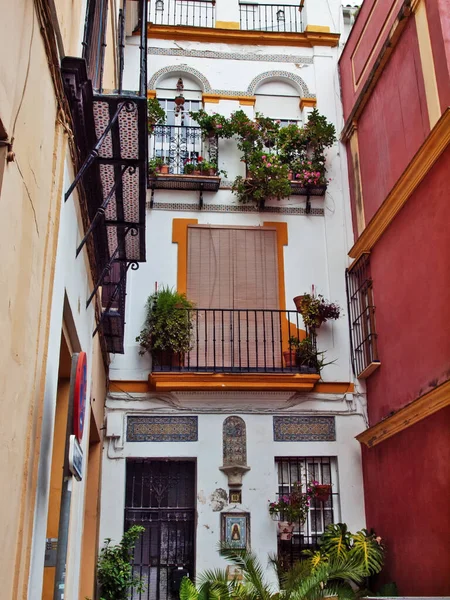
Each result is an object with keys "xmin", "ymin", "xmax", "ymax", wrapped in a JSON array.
[{"xmin": 100, "ymin": 1, "xmax": 367, "ymax": 597}]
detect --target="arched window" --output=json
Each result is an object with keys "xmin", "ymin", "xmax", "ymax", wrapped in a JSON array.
[
  {"xmin": 155, "ymin": 73, "xmax": 203, "ymax": 127},
  {"xmin": 254, "ymin": 80, "xmax": 302, "ymax": 127}
]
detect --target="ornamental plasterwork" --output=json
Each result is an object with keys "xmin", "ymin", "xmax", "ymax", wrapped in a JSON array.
[
  {"xmin": 147, "ymin": 46, "xmax": 314, "ymax": 64},
  {"xmin": 148, "ymin": 201, "xmax": 324, "ymax": 216},
  {"xmin": 148, "ymin": 65, "xmax": 315, "ymax": 99}
]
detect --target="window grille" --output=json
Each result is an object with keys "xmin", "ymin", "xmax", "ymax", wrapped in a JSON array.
[
  {"xmin": 346, "ymin": 253, "xmax": 380, "ymax": 378},
  {"xmin": 275, "ymin": 457, "xmax": 339, "ymax": 569}
]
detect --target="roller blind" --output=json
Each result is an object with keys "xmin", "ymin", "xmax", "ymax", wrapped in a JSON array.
[{"xmin": 187, "ymin": 226, "xmax": 281, "ymax": 369}]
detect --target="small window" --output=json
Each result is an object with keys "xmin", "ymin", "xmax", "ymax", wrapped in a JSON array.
[
  {"xmin": 155, "ymin": 0, "xmax": 164, "ymax": 11},
  {"xmin": 346, "ymin": 253, "xmax": 380, "ymax": 378},
  {"xmin": 275, "ymin": 457, "xmax": 339, "ymax": 568}
]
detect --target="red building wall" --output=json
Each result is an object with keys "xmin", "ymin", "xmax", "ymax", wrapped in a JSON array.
[
  {"xmin": 357, "ymin": 16, "xmax": 429, "ymax": 223},
  {"xmin": 367, "ymin": 146, "xmax": 450, "ymax": 424},
  {"xmin": 362, "ymin": 406, "xmax": 450, "ymax": 596}
]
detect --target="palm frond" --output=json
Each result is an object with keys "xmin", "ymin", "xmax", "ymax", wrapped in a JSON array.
[
  {"xmin": 219, "ymin": 546, "xmax": 274, "ymax": 600},
  {"xmin": 180, "ymin": 577, "xmax": 199, "ymax": 600}
]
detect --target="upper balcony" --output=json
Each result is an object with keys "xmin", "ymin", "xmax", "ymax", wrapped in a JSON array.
[{"xmin": 148, "ymin": 0, "xmax": 304, "ymax": 32}]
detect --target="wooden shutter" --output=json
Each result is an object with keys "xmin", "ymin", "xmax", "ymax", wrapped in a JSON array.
[
  {"xmin": 187, "ymin": 226, "xmax": 281, "ymax": 369},
  {"xmin": 83, "ymin": 0, "xmax": 109, "ymax": 89}
]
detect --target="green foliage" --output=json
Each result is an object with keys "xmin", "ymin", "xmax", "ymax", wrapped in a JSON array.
[
  {"xmin": 97, "ymin": 525, "xmax": 145, "ymax": 600},
  {"xmin": 148, "ymin": 156, "xmax": 165, "ymax": 175},
  {"xmin": 190, "ymin": 109, "xmax": 234, "ymax": 138},
  {"xmin": 147, "ymin": 98, "xmax": 166, "ymax": 133},
  {"xmin": 232, "ymin": 151, "xmax": 291, "ymax": 207},
  {"xmin": 268, "ymin": 482, "xmax": 312, "ymax": 523},
  {"xmin": 296, "ymin": 294, "xmax": 340, "ymax": 330},
  {"xmin": 136, "ymin": 286, "xmax": 195, "ymax": 356}
]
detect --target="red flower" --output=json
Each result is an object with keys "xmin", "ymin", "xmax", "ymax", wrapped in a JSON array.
[{"xmin": 197, "ymin": 156, "xmax": 203, "ymax": 162}]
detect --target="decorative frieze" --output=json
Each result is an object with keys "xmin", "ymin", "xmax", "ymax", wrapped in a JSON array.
[
  {"xmin": 127, "ymin": 416, "xmax": 198, "ymax": 442},
  {"xmin": 148, "ymin": 201, "xmax": 324, "ymax": 216},
  {"xmin": 273, "ymin": 416, "xmax": 336, "ymax": 441},
  {"xmin": 148, "ymin": 46, "xmax": 314, "ymax": 65}
]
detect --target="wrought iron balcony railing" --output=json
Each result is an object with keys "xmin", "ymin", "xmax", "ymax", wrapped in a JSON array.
[
  {"xmin": 149, "ymin": 0, "xmax": 216, "ymax": 28},
  {"xmin": 152, "ymin": 308, "xmax": 319, "ymax": 373},
  {"xmin": 239, "ymin": 3, "xmax": 304, "ymax": 33}
]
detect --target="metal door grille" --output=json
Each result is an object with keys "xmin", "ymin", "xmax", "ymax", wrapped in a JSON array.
[
  {"xmin": 275, "ymin": 457, "xmax": 339, "ymax": 570},
  {"xmin": 125, "ymin": 459, "xmax": 196, "ymax": 600}
]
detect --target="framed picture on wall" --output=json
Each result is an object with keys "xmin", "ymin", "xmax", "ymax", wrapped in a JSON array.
[{"xmin": 221, "ymin": 512, "xmax": 250, "ymax": 550}]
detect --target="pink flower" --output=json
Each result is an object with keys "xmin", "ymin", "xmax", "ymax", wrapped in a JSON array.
[
  {"xmin": 267, "ymin": 163, "xmax": 272, "ymax": 167},
  {"xmin": 216, "ymin": 124, "xmax": 222, "ymax": 129},
  {"xmin": 262, "ymin": 155, "xmax": 266, "ymax": 160}
]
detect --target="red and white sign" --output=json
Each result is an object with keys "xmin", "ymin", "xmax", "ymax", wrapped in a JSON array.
[{"xmin": 72, "ymin": 351, "xmax": 87, "ymax": 442}]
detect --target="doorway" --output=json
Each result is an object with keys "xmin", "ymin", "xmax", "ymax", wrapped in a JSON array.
[{"xmin": 125, "ymin": 459, "xmax": 196, "ymax": 600}]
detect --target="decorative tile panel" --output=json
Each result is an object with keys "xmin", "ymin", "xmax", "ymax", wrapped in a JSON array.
[
  {"xmin": 149, "ymin": 64, "xmax": 212, "ymax": 91},
  {"xmin": 148, "ymin": 201, "xmax": 324, "ymax": 216},
  {"xmin": 127, "ymin": 416, "xmax": 198, "ymax": 442},
  {"xmin": 148, "ymin": 47, "xmax": 314, "ymax": 65},
  {"xmin": 247, "ymin": 70, "xmax": 314, "ymax": 97},
  {"xmin": 223, "ymin": 416, "xmax": 247, "ymax": 466},
  {"xmin": 273, "ymin": 416, "xmax": 336, "ymax": 441}
]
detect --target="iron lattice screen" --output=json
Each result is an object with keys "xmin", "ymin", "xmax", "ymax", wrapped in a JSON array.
[
  {"xmin": 275, "ymin": 457, "xmax": 339, "ymax": 570},
  {"xmin": 125, "ymin": 459, "xmax": 196, "ymax": 600},
  {"xmin": 345, "ymin": 253, "xmax": 379, "ymax": 377}
]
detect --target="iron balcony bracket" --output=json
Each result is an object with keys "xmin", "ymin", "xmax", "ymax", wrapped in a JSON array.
[
  {"xmin": 306, "ymin": 192, "xmax": 311, "ymax": 214},
  {"xmin": 64, "ymin": 100, "xmax": 137, "ymax": 202},
  {"xmin": 85, "ymin": 226, "xmax": 138, "ymax": 309},
  {"xmin": 92, "ymin": 261, "xmax": 139, "ymax": 338},
  {"xmin": 150, "ymin": 181, "xmax": 155, "ymax": 209},
  {"xmin": 199, "ymin": 182, "xmax": 204, "ymax": 210}
]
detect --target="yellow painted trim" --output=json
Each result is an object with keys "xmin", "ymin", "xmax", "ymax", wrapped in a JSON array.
[
  {"xmin": 149, "ymin": 372, "xmax": 320, "ymax": 392},
  {"xmin": 414, "ymin": 0, "xmax": 441, "ymax": 128},
  {"xmin": 300, "ymin": 98, "xmax": 317, "ymax": 110},
  {"xmin": 349, "ymin": 108, "xmax": 450, "ymax": 258},
  {"xmin": 305, "ymin": 25, "xmax": 330, "ymax": 33},
  {"xmin": 263, "ymin": 221, "xmax": 287, "ymax": 312},
  {"xmin": 215, "ymin": 21, "xmax": 240, "ymax": 30},
  {"xmin": 147, "ymin": 89, "xmax": 157, "ymax": 99},
  {"xmin": 357, "ymin": 379, "xmax": 450, "ymax": 448},
  {"xmin": 349, "ymin": 128, "xmax": 366, "ymax": 235},
  {"xmin": 172, "ymin": 218, "xmax": 199, "ymax": 293},
  {"xmin": 202, "ymin": 93, "xmax": 256, "ymax": 105},
  {"xmin": 109, "ymin": 379, "xmax": 355, "ymax": 395},
  {"xmin": 145, "ymin": 24, "xmax": 340, "ymax": 48},
  {"xmin": 110, "ymin": 380, "xmax": 149, "ymax": 393}
]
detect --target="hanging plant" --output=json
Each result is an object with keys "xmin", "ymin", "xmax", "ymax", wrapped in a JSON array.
[{"xmin": 147, "ymin": 98, "xmax": 166, "ymax": 134}]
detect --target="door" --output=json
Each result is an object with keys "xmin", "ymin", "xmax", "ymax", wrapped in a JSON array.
[{"xmin": 125, "ymin": 459, "xmax": 196, "ymax": 600}]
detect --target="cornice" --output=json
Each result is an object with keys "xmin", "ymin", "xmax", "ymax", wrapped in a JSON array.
[
  {"xmin": 349, "ymin": 108, "xmax": 450, "ymax": 259},
  {"xmin": 357, "ymin": 379, "xmax": 450, "ymax": 448},
  {"xmin": 144, "ymin": 24, "xmax": 340, "ymax": 48}
]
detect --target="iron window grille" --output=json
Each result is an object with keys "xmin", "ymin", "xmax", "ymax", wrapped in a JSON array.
[
  {"xmin": 239, "ymin": 3, "xmax": 304, "ymax": 33},
  {"xmin": 275, "ymin": 457, "xmax": 339, "ymax": 569},
  {"xmin": 346, "ymin": 253, "xmax": 380, "ymax": 378},
  {"xmin": 149, "ymin": 0, "xmax": 216, "ymax": 28}
]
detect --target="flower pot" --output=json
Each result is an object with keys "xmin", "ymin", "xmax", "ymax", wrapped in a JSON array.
[
  {"xmin": 155, "ymin": 350, "xmax": 184, "ymax": 369},
  {"xmin": 283, "ymin": 350, "xmax": 296, "ymax": 368},
  {"xmin": 293, "ymin": 295, "xmax": 307, "ymax": 312},
  {"xmin": 193, "ymin": 169, "xmax": 201, "ymax": 175},
  {"xmin": 208, "ymin": 168, "xmax": 216, "ymax": 176},
  {"xmin": 278, "ymin": 521, "xmax": 295, "ymax": 541},
  {"xmin": 160, "ymin": 164, "xmax": 169, "ymax": 174},
  {"xmin": 175, "ymin": 95, "xmax": 185, "ymax": 106},
  {"xmin": 288, "ymin": 171, "xmax": 293, "ymax": 181},
  {"xmin": 314, "ymin": 484, "xmax": 331, "ymax": 502}
]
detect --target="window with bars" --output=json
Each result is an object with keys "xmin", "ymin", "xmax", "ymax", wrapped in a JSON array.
[
  {"xmin": 82, "ymin": 0, "xmax": 109, "ymax": 90},
  {"xmin": 275, "ymin": 457, "xmax": 339, "ymax": 568},
  {"xmin": 346, "ymin": 253, "xmax": 380, "ymax": 379}
]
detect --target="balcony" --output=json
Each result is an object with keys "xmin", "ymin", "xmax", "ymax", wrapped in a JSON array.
[
  {"xmin": 239, "ymin": 3, "xmax": 304, "ymax": 33},
  {"xmin": 149, "ymin": 308, "xmax": 321, "ymax": 391},
  {"xmin": 148, "ymin": 125, "xmax": 220, "ymax": 206},
  {"xmin": 149, "ymin": 0, "xmax": 216, "ymax": 27},
  {"xmin": 62, "ymin": 0, "xmax": 149, "ymax": 353}
]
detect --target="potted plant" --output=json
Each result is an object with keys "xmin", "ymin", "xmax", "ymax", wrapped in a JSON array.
[
  {"xmin": 147, "ymin": 98, "xmax": 166, "ymax": 134},
  {"xmin": 284, "ymin": 336, "xmax": 301, "ymax": 367},
  {"xmin": 148, "ymin": 157, "xmax": 164, "ymax": 176},
  {"xmin": 294, "ymin": 293, "xmax": 340, "ymax": 330},
  {"xmin": 308, "ymin": 480, "xmax": 332, "ymax": 502},
  {"xmin": 184, "ymin": 159, "xmax": 196, "ymax": 175},
  {"xmin": 268, "ymin": 482, "xmax": 311, "ymax": 540},
  {"xmin": 189, "ymin": 109, "xmax": 233, "ymax": 139},
  {"xmin": 199, "ymin": 159, "xmax": 217, "ymax": 176},
  {"xmin": 136, "ymin": 286, "xmax": 195, "ymax": 368}
]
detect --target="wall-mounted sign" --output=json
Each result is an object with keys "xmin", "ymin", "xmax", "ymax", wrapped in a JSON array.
[
  {"xmin": 72, "ymin": 352, "xmax": 87, "ymax": 442},
  {"xmin": 68, "ymin": 435, "xmax": 83, "ymax": 481}
]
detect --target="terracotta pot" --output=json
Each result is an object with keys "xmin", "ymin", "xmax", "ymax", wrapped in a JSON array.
[
  {"xmin": 278, "ymin": 521, "xmax": 295, "ymax": 541},
  {"xmin": 208, "ymin": 168, "xmax": 216, "ymax": 176},
  {"xmin": 293, "ymin": 295, "xmax": 307, "ymax": 312},
  {"xmin": 283, "ymin": 350, "xmax": 296, "ymax": 368},
  {"xmin": 288, "ymin": 171, "xmax": 293, "ymax": 181},
  {"xmin": 314, "ymin": 484, "xmax": 331, "ymax": 502},
  {"xmin": 160, "ymin": 164, "xmax": 169, "ymax": 174},
  {"xmin": 193, "ymin": 169, "xmax": 201, "ymax": 175},
  {"xmin": 174, "ymin": 95, "xmax": 185, "ymax": 106}
]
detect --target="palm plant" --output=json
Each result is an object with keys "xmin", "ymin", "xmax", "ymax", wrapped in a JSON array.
[{"xmin": 180, "ymin": 539, "xmax": 378, "ymax": 600}]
